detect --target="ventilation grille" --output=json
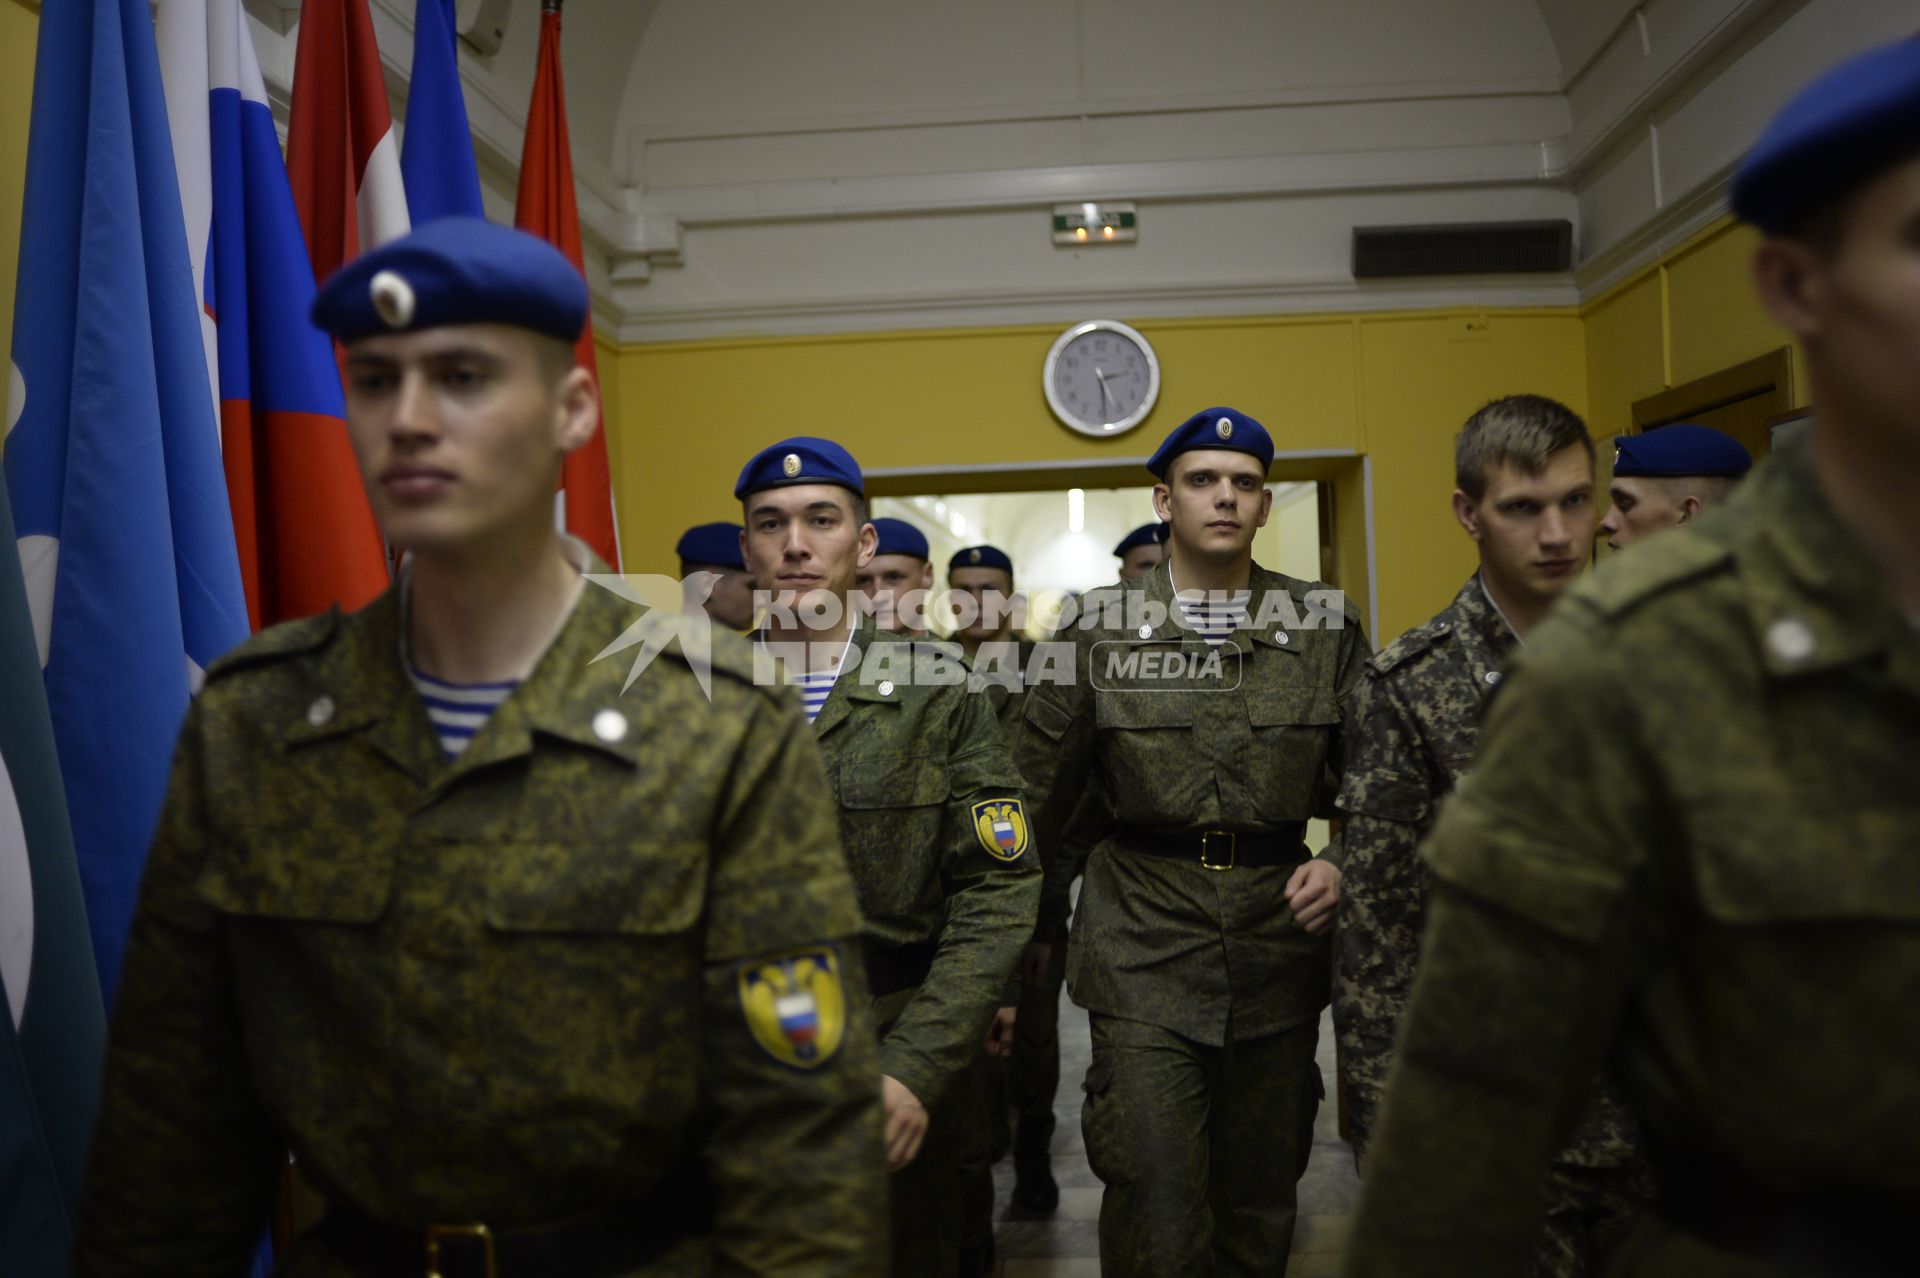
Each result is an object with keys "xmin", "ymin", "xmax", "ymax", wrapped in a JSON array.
[{"xmin": 1352, "ymin": 220, "xmax": 1573, "ymax": 278}]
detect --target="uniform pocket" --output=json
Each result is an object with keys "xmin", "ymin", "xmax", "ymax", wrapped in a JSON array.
[
  {"xmin": 1691, "ymin": 812, "xmax": 1920, "ymax": 925},
  {"xmin": 198, "ymin": 826, "xmax": 393, "ymax": 924},
  {"xmin": 486, "ymin": 839, "xmax": 708, "ymax": 935},
  {"xmin": 1246, "ymin": 685, "xmax": 1341, "ymax": 729}
]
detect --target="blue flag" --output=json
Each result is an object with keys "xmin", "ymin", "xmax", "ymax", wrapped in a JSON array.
[
  {"xmin": 2, "ymin": 0, "xmax": 251, "ymax": 1005},
  {"xmin": 402, "ymin": 0, "xmax": 486, "ymax": 221},
  {"xmin": 0, "ymin": 465, "xmax": 105, "ymax": 1277}
]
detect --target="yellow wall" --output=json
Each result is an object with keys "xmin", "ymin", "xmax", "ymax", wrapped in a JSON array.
[
  {"xmin": 0, "ymin": 0, "xmax": 1793, "ymax": 647},
  {"xmin": 1584, "ymin": 217, "xmax": 1801, "ymax": 452},
  {"xmin": 1, "ymin": 0, "xmax": 38, "ymax": 378},
  {"xmin": 611, "ymin": 310, "xmax": 1585, "ymax": 644}
]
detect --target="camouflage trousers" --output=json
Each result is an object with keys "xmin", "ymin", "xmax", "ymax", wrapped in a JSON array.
[
  {"xmin": 876, "ymin": 987, "xmax": 964, "ymax": 1278},
  {"xmin": 1008, "ymin": 935, "xmax": 1069, "ymax": 1140},
  {"xmin": 1083, "ymin": 1013, "xmax": 1323, "ymax": 1278},
  {"xmin": 1526, "ymin": 1159, "xmax": 1655, "ymax": 1278}
]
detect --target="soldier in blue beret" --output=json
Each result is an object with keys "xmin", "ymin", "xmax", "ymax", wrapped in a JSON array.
[
  {"xmin": 675, "ymin": 521, "xmax": 756, "ymax": 632},
  {"xmin": 1112, "ymin": 521, "xmax": 1169, "ymax": 582},
  {"xmin": 737, "ymin": 439, "xmax": 1037, "ymax": 1278},
  {"xmin": 1600, "ymin": 423, "xmax": 1754, "ymax": 551},
  {"xmin": 1345, "ymin": 36, "xmax": 1920, "ymax": 1278},
  {"xmin": 77, "ymin": 218, "xmax": 889, "ymax": 1274},
  {"xmin": 947, "ymin": 544, "xmax": 1022, "ymax": 667},
  {"xmin": 1016, "ymin": 405, "xmax": 1369, "ymax": 1275},
  {"xmin": 857, "ymin": 516, "xmax": 936, "ymax": 637}
]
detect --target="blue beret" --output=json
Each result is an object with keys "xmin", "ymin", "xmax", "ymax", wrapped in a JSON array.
[
  {"xmin": 1112, "ymin": 521, "xmax": 1169, "ymax": 558},
  {"xmin": 1732, "ymin": 37, "xmax": 1920, "ymax": 235},
  {"xmin": 949, "ymin": 545, "xmax": 1014, "ymax": 576},
  {"xmin": 312, "ymin": 217, "xmax": 587, "ymax": 343},
  {"xmin": 870, "ymin": 517, "xmax": 930, "ymax": 561},
  {"xmin": 1613, "ymin": 425, "xmax": 1753, "ymax": 479},
  {"xmin": 675, "ymin": 521, "xmax": 745, "ymax": 570},
  {"xmin": 1146, "ymin": 407, "xmax": 1275, "ymax": 479},
  {"xmin": 734, "ymin": 436, "xmax": 865, "ymax": 501}
]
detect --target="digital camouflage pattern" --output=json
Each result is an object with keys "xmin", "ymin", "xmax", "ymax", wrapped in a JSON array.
[
  {"xmin": 1016, "ymin": 558, "xmax": 1369, "ymax": 1274},
  {"xmin": 1343, "ymin": 439, "xmax": 1920, "ymax": 1278},
  {"xmin": 966, "ymin": 634, "xmax": 1038, "ymax": 738},
  {"xmin": 75, "ymin": 578, "xmax": 887, "ymax": 1278},
  {"xmin": 1334, "ymin": 574, "xmax": 1652, "ymax": 1276},
  {"xmin": 1016, "ymin": 559, "xmax": 1371, "ymax": 1046},
  {"xmin": 809, "ymin": 614, "xmax": 1037, "ymax": 1278},
  {"xmin": 810, "ymin": 614, "xmax": 1038, "ymax": 1112}
]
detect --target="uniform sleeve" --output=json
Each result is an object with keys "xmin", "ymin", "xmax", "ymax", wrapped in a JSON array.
[
  {"xmin": 1014, "ymin": 624, "xmax": 1097, "ymax": 862},
  {"xmin": 1315, "ymin": 605, "xmax": 1375, "ymax": 861},
  {"xmin": 1340, "ymin": 633, "xmax": 1662, "ymax": 1278},
  {"xmin": 878, "ymin": 682, "xmax": 1040, "ymax": 1110},
  {"xmin": 1330, "ymin": 674, "xmax": 1439, "ymax": 1165},
  {"xmin": 700, "ymin": 690, "xmax": 888, "ymax": 1277},
  {"xmin": 75, "ymin": 700, "xmax": 283, "ymax": 1278},
  {"xmin": 1034, "ymin": 785, "xmax": 1110, "ymax": 940}
]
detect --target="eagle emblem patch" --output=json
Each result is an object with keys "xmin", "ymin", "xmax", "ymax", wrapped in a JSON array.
[
  {"xmin": 970, "ymin": 799, "xmax": 1030, "ymax": 862},
  {"xmin": 739, "ymin": 947, "xmax": 848, "ymax": 1069}
]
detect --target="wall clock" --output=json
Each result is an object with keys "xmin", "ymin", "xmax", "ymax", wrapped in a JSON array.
[{"xmin": 1042, "ymin": 319, "xmax": 1159, "ymax": 438}]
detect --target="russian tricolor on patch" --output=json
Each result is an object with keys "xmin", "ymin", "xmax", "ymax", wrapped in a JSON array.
[
  {"xmin": 971, "ymin": 799, "xmax": 1030, "ymax": 862},
  {"xmin": 738, "ymin": 948, "xmax": 848, "ymax": 1070}
]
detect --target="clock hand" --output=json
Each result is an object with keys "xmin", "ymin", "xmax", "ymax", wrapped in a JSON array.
[{"xmin": 1095, "ymin": 367, "xmax": 1117, "ymax": 414}]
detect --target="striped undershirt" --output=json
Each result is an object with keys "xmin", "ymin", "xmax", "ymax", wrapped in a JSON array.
[
  {"xmin": 1175, "ymin": 590, "xmax": 1251, "ymax": 648},
  {"xmin": 793, "ymin": 668, "xmax": 839, "ymax": 724},
  {"xmin": 410, "ymin": 668, "xmax": 519, "ymax": 757}
]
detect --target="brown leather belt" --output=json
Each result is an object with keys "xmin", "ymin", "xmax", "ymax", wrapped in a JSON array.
[
  {"xmin": 320, "ymin": 1192, "xmax": 704, "ymax": 1278},
  {"xmin": 1116, "ymin": 824, "xmax": 1308, "ymax": 871}
]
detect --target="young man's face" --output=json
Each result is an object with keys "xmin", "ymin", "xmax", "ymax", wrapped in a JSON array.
[
  {"xmin": 1454, "ymin": 444, "xmax": 1596, "ymax": 606},
  {"xmin": 741, "ymin": 485, "xmax": 874, "ymax": 622},
  {"xmin": 1153, "ymin": 451, "xmax": 1272, "ymax": 563},
  {"xmin": 1764, "ymin": 154, "xmax": 1920, "ymax": 458},
  {"xmin": 1118, "ymin": 542, "xmax": 1165, "ymax": 582},
  {"xmin": 683, "ymin": 564, "xmax": 757, "ymax": 632},
  {"xmin": 948, "ymin": 567, "xmax": 1015, "ymax": 642},
  {"xmin": 855, "ymin": 554, "xmax": 933, "ymax": 632},
  {"xmin": 1600, "ymin": 475, "xmax": 1691, "ymax": 551},
  {"xmin": 343, "ymin": 324, "xmax": 593, "ymax": 556}
]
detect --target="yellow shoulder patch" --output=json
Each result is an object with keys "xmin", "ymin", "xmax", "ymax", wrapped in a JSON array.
[
  {"xmin": 738, "ymin": 947, "xmax": 848, "ymax": 1070},
  {"xmin": 970, "ymin": 798, "xmax": 1030, "ymax": 862}
]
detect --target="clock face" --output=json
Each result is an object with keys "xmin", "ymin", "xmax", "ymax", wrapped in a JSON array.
[{"xmin": 1043, "ymin": 320, "xmax": 1159, "ymax": 437}]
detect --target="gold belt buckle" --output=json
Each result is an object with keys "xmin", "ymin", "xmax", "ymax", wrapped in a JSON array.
[
  {"xmin": 426, "ymin": 1222, "xmax": 495, "ymax": 1278},
  {"xmin": 1199, "ymin": 830, "xmax": 1236, "ymax": 871}
]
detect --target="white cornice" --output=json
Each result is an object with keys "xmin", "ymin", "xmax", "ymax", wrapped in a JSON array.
[
  {"xmin": 611, "ymin": 276, "xmax": 1582, "ymax": 345},
  {"xmin": 1575, "ymin": 170, "xmax": 1733, "ymax": 300}
]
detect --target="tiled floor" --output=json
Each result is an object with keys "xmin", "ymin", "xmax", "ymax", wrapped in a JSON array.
[{"xmin": 988, "ymin": 988, "xmax": 1358, "ymax": 1278}]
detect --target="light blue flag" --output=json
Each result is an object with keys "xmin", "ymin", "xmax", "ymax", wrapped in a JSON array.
[
  {"xmin": 402, "ymin": 0, "xmax": 486, "ymax": 221},
  {"xmin": 2, "ymin": 0, "xmax": 251, "ymax": 1007}
]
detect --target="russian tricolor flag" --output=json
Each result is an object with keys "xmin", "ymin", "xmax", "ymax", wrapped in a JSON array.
[{"xmin": 160, "ymin": 0, "xmax": 389, "ymax": 631}]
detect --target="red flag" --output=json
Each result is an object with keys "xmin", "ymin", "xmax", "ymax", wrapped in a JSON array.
[
  {"xmin": 515, "ymin": 3, "xmax": 623, "ymax": 570},
  {"xmin": 231, "ymin": 0, "xmax": 406, "ymax": 629}
]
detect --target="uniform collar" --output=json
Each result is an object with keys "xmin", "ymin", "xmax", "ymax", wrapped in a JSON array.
[
  {"xmin": 285, "ymin": 547, "xmax": 646, "ymax": 786},
  {"xmin": 810, "ymin": 613, "xmax": 893, "ymax": 737}
]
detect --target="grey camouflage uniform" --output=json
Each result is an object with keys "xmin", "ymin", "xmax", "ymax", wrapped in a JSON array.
[
  {"xmin": 1334, "ymin": 573, "xmax": 1652, "ymax": 1277},
  {"xmin": 1343, "ymin": 438, "xmax": 1920, "ymax": 1278}
]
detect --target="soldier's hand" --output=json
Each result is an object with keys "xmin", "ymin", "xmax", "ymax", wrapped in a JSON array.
[
  {"xmin": 1285, "ymin": 858, "xmax": 1342, "ymax": 934},
  {"xmin": 881, "ymin": 1075, "xmax": 929, "ymax": 1172},
  {"xmin": 1019, "ymin": 941, "xmax": 1053, "ymax": 986},
  {"xmin": 984, "ymin": 1006, "xmax": 1017, "ymax": 1057}
]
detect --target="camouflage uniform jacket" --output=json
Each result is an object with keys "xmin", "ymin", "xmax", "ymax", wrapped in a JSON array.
[
  {"xmin": 1333, "ymin": 574, "xmax": 1644, "ymax": 1173},
  {"xmin": 1015, "ymin": 559, "xmax": 1371, "ymax": 1046},
  {"xmin": 811, "ymin": 614, "xmax": 1040, "ymax": 1108},
  {"xmin": 1342, "ymin": 438, "xmax": 1920, "ymax": 1277},
  {"xmin": 76, "ymin": 577, "xmax": 886, "ymax": 1278}
]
